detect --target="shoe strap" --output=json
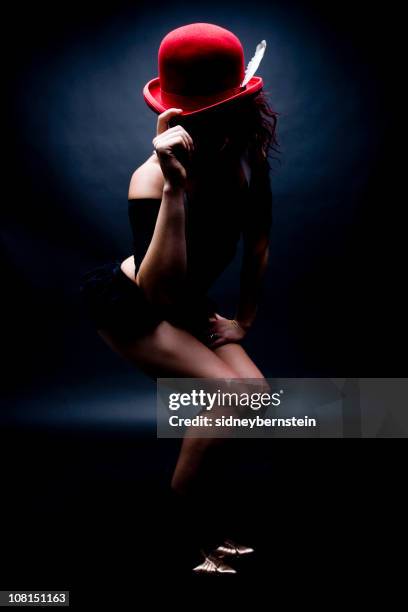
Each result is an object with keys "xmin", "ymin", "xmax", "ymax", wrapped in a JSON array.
[{"xmin": 225, "ymin": 538, "xmax": 239, "ymax": 553}]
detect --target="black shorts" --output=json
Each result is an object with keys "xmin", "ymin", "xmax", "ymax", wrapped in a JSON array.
[{"xmin": 79, "ymin": 260, "xmax": 218, "ymax": 344}]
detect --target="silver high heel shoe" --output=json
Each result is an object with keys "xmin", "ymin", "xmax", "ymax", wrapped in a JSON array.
[
  {"xmin": 214, "ymin": 538, "xmax": 255, "ymax": 558},
  {"xmin": 192, "ymin": 551, "xmax": 237, "ymax": 574}
]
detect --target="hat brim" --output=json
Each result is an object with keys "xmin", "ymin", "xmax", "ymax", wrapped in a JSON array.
[{"xmin": 142, "ymin": 76, "xmax": 264, "ymax": 117}]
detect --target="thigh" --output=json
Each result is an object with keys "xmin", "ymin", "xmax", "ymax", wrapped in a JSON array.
[
  {"xmin": 97, "ymin": 320, "xmax": 239, "ymax": 379},
  {"xmin": 213, "ymin": 342, "xmax": 266, "ymax": 378}
]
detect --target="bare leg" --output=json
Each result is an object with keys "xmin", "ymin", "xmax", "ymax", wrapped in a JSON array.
[
  {"xmin": 213, "ymin": 343, "xmax": 266, "ymax": 379},
  {"xmin": 171, "ymin": 344, "xmax": 270, "ymax": 494},
  {"xmin": 98, "ymin": 320, "xmax": 240, "ymax": 494},
  {"xmin": 97, "ymin": 323, "xmax": 267, "ymax": 559},
  {"xmin": 211, "ymin": 343, "xmax": 271, "ymax": 548}
]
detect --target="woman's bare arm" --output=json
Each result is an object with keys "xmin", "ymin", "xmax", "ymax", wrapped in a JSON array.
[
  {"xmin": 129, "ymin": 108, "xmax": 193, "ymax": 307},
  {"xmin": 206, "ymin": 161, "xmax": 272, "ymax": 349},
  {"xmin": 235, "ymin": 235, "xmax": 270, "ymax": 331},
  {"xmin": 134, "ymin": 180, "xmax": 187, "ymax": 307},
  {"xmin": 235, "ymin": 160, "xmax": 272, "ymax": 331}
]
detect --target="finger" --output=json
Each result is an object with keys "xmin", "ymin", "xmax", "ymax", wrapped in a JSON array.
[
  {"xmin": 164, "ymin": 125, "xmax": 194, "ymax": 154},
  {"xmin": 156, "ymin": 125, "xmax": 194, "ymax": 156},
  {"xmin": 167, "ymin": 134, "xmax": 193, "ymax": 163},
  {"xmin": 207, "ymin": 320, "xmax": 223, "ymax": 330},
  {"xmin": 153, "ymin": 133, "xmax": 190, "ymax": 156},
  {"xmin": 207, "ymin": 329, "xmax": 222, "ymax": 341},
  {"xmin": 178, "ymin": 132, "xmax": 191, "ymax": 154},
  {"xmin": 154, "ymin": 128, "xmax": 190, "ymax": 148},
  {"xmin": 183, "ymin": 130, "xmax": 194, "ymax": 152},
  {"xmin": 209, "ymin": 337, "xmax": 228, "ymax": 349},
  {"xmin": 156, "ymin": 108, "xmax": 184, "ymax": 135}
]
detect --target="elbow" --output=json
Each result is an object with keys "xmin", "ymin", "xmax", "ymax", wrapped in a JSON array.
[
  {"xmin": 148, "ymin": 289, "xmax": 179, "ymax": 309},
  {"xmin": 136, "ymin": 271, "xmax": 183, "ymax": 309}
]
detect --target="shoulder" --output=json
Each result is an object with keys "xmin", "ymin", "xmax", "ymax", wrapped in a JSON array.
[{"xmin": 128, "ymin": 153, "xmax": 164, "ymax": 200}]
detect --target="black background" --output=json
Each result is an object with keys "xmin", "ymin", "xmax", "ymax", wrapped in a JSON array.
[{"xmin": 2, "ymin": 0, "xmax": 406, "ymax": 603}]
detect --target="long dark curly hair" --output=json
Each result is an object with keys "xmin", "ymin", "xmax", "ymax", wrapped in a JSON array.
[
  {"xmin": 172, "ymin": 89, "xmax": 279, "ymax": 172},
  {"xmin": 223, "ymin": 89, "xmax": 279, "ymax": 169}
]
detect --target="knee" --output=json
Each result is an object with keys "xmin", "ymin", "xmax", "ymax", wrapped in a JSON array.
[
  {"xmin": 148, "ymin": 320, "xmax": 177, "ymax": 356},
  {"xmin": 224, "ymin": 376, "xmax": 272, "ymax": 417},
  {"xmin": 232, "ymin": 373, "xmax": 271, "ymax": 395}
]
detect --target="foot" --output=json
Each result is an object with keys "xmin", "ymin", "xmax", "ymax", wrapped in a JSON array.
[
  {"xmin": 214, "ymin": 538, "xmax": 255, "ymax": 558},
  {"xmin": 192, "ymin": 552, "xmax": 237, "ymax": 574}
]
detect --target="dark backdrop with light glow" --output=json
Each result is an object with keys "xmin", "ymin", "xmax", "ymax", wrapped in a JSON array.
[{"xmin": 2, "ymin": 0, "xmax": 405, "ymax": 598}]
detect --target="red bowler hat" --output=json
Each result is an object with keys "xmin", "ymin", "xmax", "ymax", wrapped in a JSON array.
[{"xmin": 143, "ymin": 22, "xmax": 267, "ymax": 117}]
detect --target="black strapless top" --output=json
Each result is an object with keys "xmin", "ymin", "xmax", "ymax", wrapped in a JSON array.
[{"xmin": 128, "ymin": 154, "xmax": 272, "ymax": 299}]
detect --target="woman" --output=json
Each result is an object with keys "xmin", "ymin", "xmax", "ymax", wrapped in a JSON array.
[{"xmin": 80, "ymin": 22, "xmax": 278, "ymax": 574}]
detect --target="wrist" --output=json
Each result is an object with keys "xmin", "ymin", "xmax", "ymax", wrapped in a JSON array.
[{"xmin": 163, "ymin": 180, "xmax": 185, "ymax": 197}]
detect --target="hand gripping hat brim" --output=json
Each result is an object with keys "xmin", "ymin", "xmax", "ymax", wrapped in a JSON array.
[{"xmin": 142, "ymin": 23, "xmax": 266, "ymax": 117}]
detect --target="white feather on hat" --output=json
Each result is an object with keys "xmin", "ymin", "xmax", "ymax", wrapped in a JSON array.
[{"xmin": 241, "ymin": 40, "xmax": 267, "ymax": 87}]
